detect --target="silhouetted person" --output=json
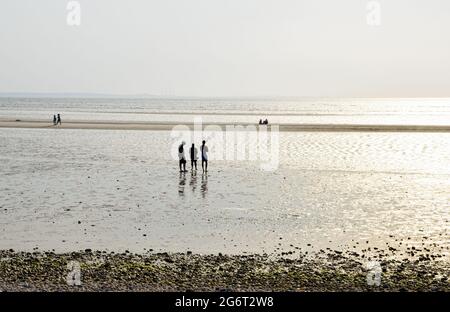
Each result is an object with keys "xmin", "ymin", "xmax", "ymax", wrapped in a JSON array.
[
  {"xmin": 178, "ymin": 141, "xmax": 187, "ymax": 172},
  {"xmin": 190, "ymin": 143, "xmax": 198, "ymax": 170},
  {"xmin": 57, "ymin": 114, "xmax": 61, "ymax": 125},
  {"xmin": 201, "ymin": 140, "xmax": 208, "ymax": 172},
  {"xmin": 259, "ymin": 119, "xmax": 263, "ymax": 125},
  {"xmin": 53, "ymin": 115, "xmax": 57, "ymax": 126}
]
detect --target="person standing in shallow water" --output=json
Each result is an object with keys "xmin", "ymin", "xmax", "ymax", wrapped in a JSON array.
[
  {"xmin": 190, "ymin": 143, "xmax": 198, "ymax": 170},
  {"xmin": 178, "ymin": 141, "xmax": 187, "ymax": 172},
  {"xmin": 53, "ymin": 115, "xmax": 57, "ymax": 126},
  {"xmin": 201, "ymin": 140, "xmax": 208, "ymax": 172},
  {"xmin": 56, "ymin": 114, "xmax": 61, "ymax": 125}
]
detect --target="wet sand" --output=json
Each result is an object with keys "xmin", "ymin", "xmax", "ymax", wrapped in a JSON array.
[
  {"xmin": 1, "ymin": 122, "xmax": 449, "ymax": 291},
  {"xmin": 1, "ymin": 119, "xmax": 450, "ymax": 132},
  {"xmin": 1, "ymin": 127, "xmax": 449, "ymax": 254}
]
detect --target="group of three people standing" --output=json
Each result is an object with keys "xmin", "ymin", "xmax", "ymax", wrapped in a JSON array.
[{"xmin": 178, "ymin": 140, "xmax": 208, "ymax": 172}]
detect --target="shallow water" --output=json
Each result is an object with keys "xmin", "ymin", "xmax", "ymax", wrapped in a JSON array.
[
  {"xmin": 1, "ymin": 128, "xmax": 448, "ymax": 257},
  {"xmin": 1, "ymin": 97, "xmax": 450, "ymax": 126}
]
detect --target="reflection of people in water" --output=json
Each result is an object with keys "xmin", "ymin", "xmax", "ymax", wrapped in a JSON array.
[
  {"xmin": 201, "ymin": 140, "xmax": 208, "ymax": 172},
  {"xmin": 190, "ymin": 143, "xmax": 198, "ymax": 170},
  {"xmin": 178, "ymin": 170, "xmax": 204, "ymax": 197},
  {"xmin": 177, "ymin": 170, "xmax": 206, "ymax": 197},
  {"xmin": 189, "ymin": 170, "xmax": 197, "ymax": 193},
  {"xmin": 178, "ymin": 171, "xmax": 186, "ymax": 195},
  {"xmin": 201, "ymin": 173, "xmax": 208, "ymax": 198}
]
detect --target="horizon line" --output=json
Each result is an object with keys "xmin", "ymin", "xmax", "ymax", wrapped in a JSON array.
[{"xmin": 1, "ymin": 92, "xmax": 450, "ymax": 100}]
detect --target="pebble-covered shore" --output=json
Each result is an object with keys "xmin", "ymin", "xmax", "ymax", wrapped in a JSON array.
[{"xmin": 0, "ymin": 249, "xmax": 448, "ymax": 292}]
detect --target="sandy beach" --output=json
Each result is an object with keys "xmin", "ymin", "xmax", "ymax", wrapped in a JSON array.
[
  {"xmin": 1, "ymin": 119, "xmax": 450, "ymax": 132},
  {"xmin": 1, "ymin": 98, "xmax": 449, "ymax": 293},
  {"xmin": 2, "ymin": 0, "xmax": 450, "ymax": 300}
]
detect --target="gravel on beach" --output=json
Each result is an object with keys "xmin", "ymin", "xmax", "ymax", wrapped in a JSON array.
[{"xmin": 0, "ymin": 249, "xmax": 448, "ymax": 292}]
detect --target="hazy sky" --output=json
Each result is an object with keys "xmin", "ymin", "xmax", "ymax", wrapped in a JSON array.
[{"xmin": 1, "ymin": 0, "xmax": 450, "ymax": 97}]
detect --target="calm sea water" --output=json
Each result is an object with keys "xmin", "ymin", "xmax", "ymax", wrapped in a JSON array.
[
  {"xmin": 1, "ymin": 97, "xmax": 450, "ymax": 125},
  {"xmin": 0, "ymin": 98, "xmax": 449, "ymax": 257}
]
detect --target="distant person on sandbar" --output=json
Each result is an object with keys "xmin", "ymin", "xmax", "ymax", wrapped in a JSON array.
[
  {"xmin": 53, "ymin": 115, "xmax": 57, "ymax": 126},
  {"xmin": 259, "ymin": 119, "xmax": 263, "ymax": 125},
  {"xmin": 57, "ymin": 114, "xmax": 61, "ymax": 125},
  {"xmin": 190, "ymin": 143, "xmax": 198, "ymax": 170},
  {"xmin": 201, "ymin": 140, "xmax": 208, "ymax": 172},
  {"xmin": 178, "ymin": 141, "xmax": 187, "ymax": 172}
]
